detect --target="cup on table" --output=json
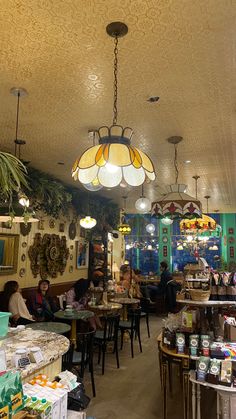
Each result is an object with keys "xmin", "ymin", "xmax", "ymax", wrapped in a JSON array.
[{"xmin": 64, "ymin": 304, "xmax": 73, "ymax": 316}]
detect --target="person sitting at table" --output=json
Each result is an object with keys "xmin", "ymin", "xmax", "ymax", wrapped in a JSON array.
[
  {"xmin": 2, "ymin": 280, "xmax": 34, "ymax": 325},
  {"xmin": 66, "ymin": 278, "xmax": 102, "ymax": 329},
  {"xmin": 27, "ymin": 279, "xmax": 58, "ymax": 321},
  {"xmin": 146, "ymin": 261, "xmax": 173, "ymax": 303},
  {"xmin": 122, "ymin": 266, "xmax": 143, "ymax": 298}
]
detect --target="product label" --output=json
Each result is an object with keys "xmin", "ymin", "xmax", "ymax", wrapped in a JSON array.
[
  {"xmin": 0, "ymin": 406, "xmax": 9, "ymax": 419},
  {"xmin": 11, "ymin": 391, "xmax": 23, "ymax": 411}
]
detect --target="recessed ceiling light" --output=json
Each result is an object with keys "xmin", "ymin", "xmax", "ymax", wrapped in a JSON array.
[
  {"xmin": 57, "ymin": 161, "xmax": 65, "ymax": 165},
  {"xmin": 147, "ymin": 96, "xmax": 160, "ymax": 103},
  {"xmin": 184, "ymin": 160, "xmax": 191, "ymax": 164}
]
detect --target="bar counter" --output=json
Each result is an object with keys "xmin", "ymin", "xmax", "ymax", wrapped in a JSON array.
[{"xmin": 1, "ymin": 328, "xmax": 69, "ymax": 382}]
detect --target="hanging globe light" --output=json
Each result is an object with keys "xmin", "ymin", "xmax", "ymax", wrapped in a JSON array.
[
  {"xmin": 161, "ymin": 217, "xmax": 173, "ymax": 225},
  {"xmin": 135, "ymin": 185, "xmax": 151, "ymax": 213},
  {"xmin": 146, "ymin": 223, "xmax": 155, "ymax": 234},
  {"xmin": 80, "ymin": 216, "xmax": 97, "ymax": 229},
  {"xmin": 72, "ymin": 22, "xmax": 155, "ymax": 189}
]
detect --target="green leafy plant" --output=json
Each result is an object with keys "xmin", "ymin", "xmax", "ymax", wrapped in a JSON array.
[
  {"xmin": 0, "ymin": 152, "xmax": 28, "ymax": 199},
  {"xmin": 27, "ymin": 168, "xmax": 72, "ymax": 218}
]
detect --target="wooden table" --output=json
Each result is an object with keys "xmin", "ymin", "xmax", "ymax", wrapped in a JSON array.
[
  {"xmin": 189, "ymin": 370, "xmax": 236, "ymax": 419},
  {"xmin": 110, "ymin": 298, "xmax": 139, "ymax": 320},
  {"xmin": 157, "ymin": 333, "xmax": 195, "ymax": 419},
  {"xmin": 54, "ymin": 309, "xmax": 94, "ymax": 348},
  {"xmin": 26, "ymin": 321, "xmax": 71, "ymax": 335}
]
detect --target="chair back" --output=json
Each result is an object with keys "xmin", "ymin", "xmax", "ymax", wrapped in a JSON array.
[
  {"xmin": 62, "ymin": 343, "xmax": 74, "ymax": 371},
  {"xmin": 102, "ymin": 313, "xmax": 120, "ymax": 342},
  {"xmin": 77, "ymin": 329, "xmax": 96, "ymax": 377},
  {"xmin": 139, "ymin": 297, "xmax": 150, "ymax": 312},
  {"xmin": 128, "ymin": 308, "xmax": 142, "ymax": 330}
]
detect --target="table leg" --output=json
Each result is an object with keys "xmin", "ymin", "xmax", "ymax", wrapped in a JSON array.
[
  {"xmin": 168, "ymin": 361, "xmax": 172, "ymax": 396},
  {"xmin": 183, "ymin": 370, "xmax": 189, "ymax": 419},
  {"xmin": 158, "ymin": 345, "xmax": 163, "ymax": 388},
  {"xmin": 217, "ymin": 392, "xmax": 220, "ymax": 419},
  {"xmin": 162, "ymin": 362, "xmax": 167, "ymax": 419},
  {"xmin": 70, "ymin": 319, "xmax": 77, "ymax": 349},
  {"xmin": 196, "ymin": 384, "xmax": 201, "ymax": 419},
  {"xmin": 192, "ymin": 382, "xmax": 196, "ymax": 419},
  {"xmin": 123, "ymin": 305, "xmax": 128, "ymax": 321}
]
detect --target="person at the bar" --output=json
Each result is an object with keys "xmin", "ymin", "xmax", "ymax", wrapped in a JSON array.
[{"xmin": 147, "ymin": 261, "xmax": 172, "ymax": 300}]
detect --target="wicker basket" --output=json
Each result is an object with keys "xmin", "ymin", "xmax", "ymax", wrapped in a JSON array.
[
  {"xmin": 189, "ymin": 288, "xmax": 211, "ymax": 302},
  {"xmin": 176, "ymin": 291, "xmax": 185, "ymax": 301}
]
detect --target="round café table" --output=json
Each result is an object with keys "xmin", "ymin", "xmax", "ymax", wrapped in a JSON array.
[
  {"xmin": 88, "ymin": 301, "xmax": 122, "ymax": 315},
  {"xmin": 110, "ymin": 297, "xmax": 140, "ymax": 320},
  {"xmin": 54, "ymin": 309, "xmax": 94, "ymax": 348},
  {"xmin": 26, "ymin": 322, "xmax": 71, "ymax": 335}
]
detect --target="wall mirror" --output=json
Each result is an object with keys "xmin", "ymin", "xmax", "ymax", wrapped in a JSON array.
[{"xmin": 0, "ymin": 234, "xmax": 19, "ymax": 275}]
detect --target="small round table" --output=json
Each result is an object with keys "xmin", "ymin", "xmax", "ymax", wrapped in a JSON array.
[
  {"xmin": 25, "ymin": 322, "xmax": 71, "ymax": 335},
  {"xmin": 110, "ymin": 298, "xmax": 140, "ymax": 320},
  {"xmin": 54, "ymin": 310, "xmax": 94, "ymax": 348},
  {"xmin": 88, "ymin": 302, "xmax": 122, "ymax": 315}
]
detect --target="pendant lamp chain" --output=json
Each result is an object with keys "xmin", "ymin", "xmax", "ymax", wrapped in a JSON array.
[
  {"xmin": 113, "ymin": 36, "xmax": 119, "ymax": 125},
  {"xmin": 14, "ymin": 91, "xmax": 20, "ymax": 158},
  {"xmin": 193, "ymin": 175, "xmax": 200, "ymax": 199},
  {"xmin": 174, "ymin": 144, "xmax": 179, "ymax": 184}
]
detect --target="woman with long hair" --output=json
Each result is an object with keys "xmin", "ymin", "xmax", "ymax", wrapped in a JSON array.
[
  {"xmin": 2, "ymin": 280, "xmax": 34, "ymax": 325},
  {"xmin": 27, "ymin": 279, "xmax": 58, "ymax": 321}
]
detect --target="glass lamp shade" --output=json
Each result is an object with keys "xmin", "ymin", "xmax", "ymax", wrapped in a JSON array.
[
  {"xmin": 18, "ymin": 192, "xmax": 30, "ymax": 207},
  {"xmin": 209, "ymin": 244, "xmax": 218, "ymax": 251},
  {"xmin": 180, "ymin": 214, "xmax": 216, "ymax": 232},
  {"xmin": 80, "ymin": 216, "xmax": 97, "ymax": 229},
  {"xmin": 118, "ymin": 223, "xmax": 131, "ymax": 235},
  {"xmin": 83, "ymin": 178, "xmax": 103, "ymax": 192},
  {"xmin": 152, "ymin": 184, "xmax": 202, "ymax": 219},
  {"xmin": 177, "ymin": 244, "xmax": 184, "ymax": 250},
  {"xmin": 135, "ymin": 197, "xmax": 151, "ymax": 213},
  {"xmin": 146, "ymin": 223, "xmax": 155, "ymax": 233},
  {"xmin": 72, "ymin": 125, "xmax": 155, "ymax": 188},
  {"xmin": 161, "ymin": 217, "xmax": 173, "ymax": 226}
]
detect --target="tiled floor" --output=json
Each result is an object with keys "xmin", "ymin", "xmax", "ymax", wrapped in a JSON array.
[{"xmin": 73, "ymin": 316, "xmax": 216, "ymax": 419}]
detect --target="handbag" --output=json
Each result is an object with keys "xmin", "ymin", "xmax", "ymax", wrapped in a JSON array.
[{"xmin": 67, "ymin": 386, "xmax": 90, "ymax": 411}]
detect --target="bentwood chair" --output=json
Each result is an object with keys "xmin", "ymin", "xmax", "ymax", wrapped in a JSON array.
[
  {"xmin": 94, "ymin": 313, "xmax": 120, "ymax": 375},
  {"xmin": 62, "ymin": 329, "xmax": 96, "ymax": 397},
  {"xmin": 119, "ymin": 308, "xmax": 142, "ymax": 358},
  {"xmin": 139, "ymin": 297, "xmax": 151, "ymax": 338}
]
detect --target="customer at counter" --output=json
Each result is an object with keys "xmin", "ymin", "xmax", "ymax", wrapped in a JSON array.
[
  {"xmin": 27, "ymin": 279, "xmax": 58, "ymax": 321},
  {"xmin": 147, "ymin": 261, "xmax": 172, "ymax": 300},
  {"xmin": 2, "ymin": 280, "xmax": 34, "ymax": 325}
]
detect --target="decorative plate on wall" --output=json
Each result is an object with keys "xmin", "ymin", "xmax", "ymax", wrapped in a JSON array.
[
  {"xmin": 19, "ymin": 268, "xmax": 26, "ymax": 277},
  {"xmin": 59, "ymin": 223, "xmax": 65, "ymax": 232},
  {"xmin": 49, "ymin": 219, "xmax": 56, "ymax": 229},
  {"xmin": 70, "ymin": 254, "xmax": 73, "ymax": 260},
  {"xmin": 162, "ymin": 236, "xmax": 168, "ymax": 244},
  {"xmin": 69, "ymin": 265, "xmax": 73, "ymax": 273},
  {"xmin": 21, "ymin": 254, "xmax": 26, "ymax": 262},
  {"xmin": 20, "ymin": 222, "xmax": 32, "ymax": 236},
  {"xmin": 69, "ymin": 222, "xmax": 76, "ymax": 240},
  {"xmin": 22, "ymin": 242, "xmax": 27, "ymax": 248}
]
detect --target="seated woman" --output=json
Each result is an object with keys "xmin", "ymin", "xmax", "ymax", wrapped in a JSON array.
[
  {"xmin": 66, "ymin": 278, "xmax": 101, "ymax": 329},
  {"xmin": 2, "ymin": 280, "xmax": 34, "ymax": 325},
  {"xmin": 122, "ymin": 267, "xmax": 142, "ymax": 298},
  {"xmin": 27, "ymin": 279, "xmax": 58, "ymax": 321}
]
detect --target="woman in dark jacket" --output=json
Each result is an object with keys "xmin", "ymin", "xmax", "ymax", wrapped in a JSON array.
[{"xmin": 27, "ymin": 279, "xmax": 58, "ymax": 321}]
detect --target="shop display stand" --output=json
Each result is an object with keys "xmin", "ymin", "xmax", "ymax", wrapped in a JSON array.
[
  {"xmin": 189, "ymin": 370, "xmax": 236, "ymax": 419},
  {"xmin": 177, "ymin": 300, "xmax": 236, "ymax": 307}
]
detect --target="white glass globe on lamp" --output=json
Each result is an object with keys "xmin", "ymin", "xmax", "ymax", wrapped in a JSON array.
[
  {"xmin": 135, "ymin": 197, "xmax": 151, "ymax": 213},
  {"xmin": 146, "ymin": 223, "xmax": 155, "ymax": 234},
  {"xmin": 80, "ymin": 216, "xmax": 97, "ymax": 229},
  {"xmin": 161, "ymin": 217, "xmax": 173, "ymax": 226}
]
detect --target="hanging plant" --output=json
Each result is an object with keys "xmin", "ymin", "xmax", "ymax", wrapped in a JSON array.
[
  {"xmin": 26, "ymin": 168, "xmax": 72, "ymax": 218},
  {"xmin": 0, "ymin": 152, "xmax": 28, "ymax": 199}
]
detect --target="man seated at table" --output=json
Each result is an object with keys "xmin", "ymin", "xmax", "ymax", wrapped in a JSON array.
[{"xmin": 27, "ymin": 279, "xmax": 59, "ymax": 321}]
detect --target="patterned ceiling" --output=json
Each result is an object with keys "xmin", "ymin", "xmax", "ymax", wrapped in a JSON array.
[{"xmin": 0, "ymin": 0, "xmax": 236, "ymax": 212}]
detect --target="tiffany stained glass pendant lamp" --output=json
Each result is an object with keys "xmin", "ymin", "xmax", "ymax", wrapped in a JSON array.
[
  {"xmin": 72, "ymin": 22, "xmax": 155, "ymax": 189},
  {"xmin": 152, "ymin": 137, "xmax": 202, "ymax": 219}
]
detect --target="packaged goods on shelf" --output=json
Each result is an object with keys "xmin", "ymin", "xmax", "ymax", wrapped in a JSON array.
[{"xmin": 0, "ymin": 371, "xmax": 24, "ymax": 418}]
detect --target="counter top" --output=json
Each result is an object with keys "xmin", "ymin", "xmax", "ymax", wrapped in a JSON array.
[{"xmin": 1, "ymin": 328, "xmax": 69, "ymax": 379}]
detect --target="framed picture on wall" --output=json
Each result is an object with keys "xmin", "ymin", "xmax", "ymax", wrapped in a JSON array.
[
  {"xmin": 76, "ymin": 240, "xmax": 89, "ymax": 269},
  {"xmin": 162, "ymin": 228, "xmax": 168, "ymax": 234}
]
